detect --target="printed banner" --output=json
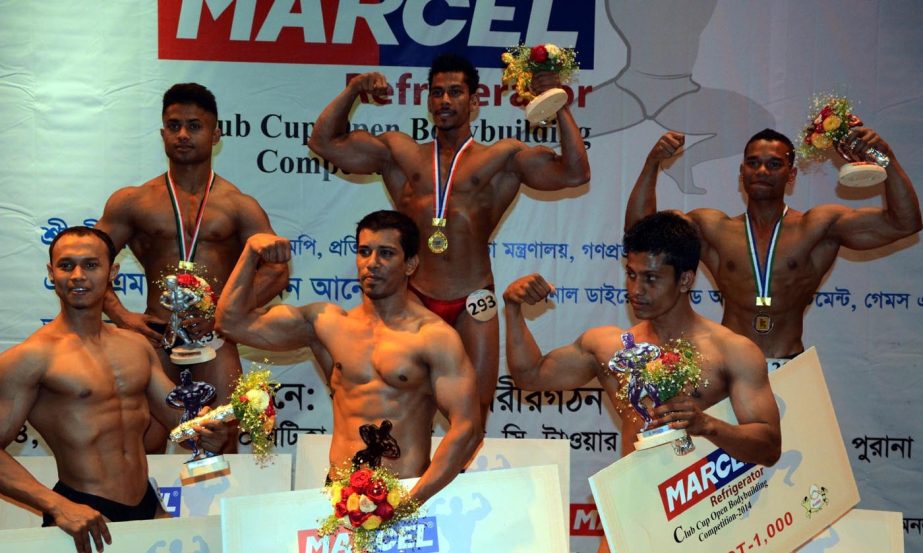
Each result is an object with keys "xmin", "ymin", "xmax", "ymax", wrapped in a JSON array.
[
  {"xmin": 222, "ymin": 465, "xmax": 567, "ymax": 553},
  {"xmin": 0, "ymin": 514, "xmax": 220, "ymax": 553},
  {"xmin": 293, "ymin": 435, "xmax": 570, "ymax": 520},
  {"xmin": 797, "ymin": 509, "xmax": 905, "ymax": 552},
  {"xmin": 589, "ymin": 348, "xmax": 860, "ymax": 552},
  {"xmin": 0, "ymin": 454, "xmax": 292, "ymax": 529}
]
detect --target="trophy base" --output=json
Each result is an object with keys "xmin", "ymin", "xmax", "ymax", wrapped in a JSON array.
[
  {"xmin": 524, "ymin": 88, "xmax": 568, "ymax": 125},
  {"xmin": 838, "ymin": 162, "xmax": 887, "ymax": 187},
  {"xmin": 170, "ymin": 345, "xmax": 217, "ymax": 365},
  {"xmin": 180, "ymin": 454, "xmax": 230, "ymax": 485},
  {"xmin": 634, "ymin": 425, "xmax": 694, "ymax": 455}
]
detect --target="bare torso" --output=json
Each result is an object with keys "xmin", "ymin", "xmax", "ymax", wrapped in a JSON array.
[
  {"xmin": 585, "ymin": 316, "xmax": 743, "ymax": 454},
  {"xmin": 307, "ymin": 298, "xmax": 449, "ymax": 477},
  {"xmin": 692, "ymin": 208, "xmax": 839, "ymax": 358},
  {"xmin": 381, "ymin": 136, "xmax": 523, "ymax": 299},
  {"xmin": 26, "ymin": 321, "xmax": 155, "ymax": 504}
]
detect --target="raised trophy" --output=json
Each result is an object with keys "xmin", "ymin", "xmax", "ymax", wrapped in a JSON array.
[
  {"xmin": 502, "ymin": 43, "xmax": 579, "ymax": 125},
  {"xmin": 169, "ymin": 367, "xmax": 279, "ymax": 483},
  {"xmin": 607, "ymin": 333, "xmax": 704, "ymax": 455},
  {"xmin": 159, "ymin": 269, "xmax": 218, "ymax": 365},
  {"xmin": 798, "ymin": 95, "xmax": 890, "ymax": 187}
]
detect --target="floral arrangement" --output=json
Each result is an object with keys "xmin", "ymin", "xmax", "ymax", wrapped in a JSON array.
[
  {"xmin": 169, "ymin": 271, "xmax": 218, "ymax": 317},
  {"xmin": 607, "ymin": 336, "xmax": 705, "ymax": 424},
  {"xmin": 318, "ymin": 463, "xmax": 421, "ymax": 553},
  {"xmin": 796, "ymin": 94, "xmax": 861, "ymax": 163},
  {"xmin": 230, "ymin": 368, "xmax": 280, "ymax": 464},
  {"xmin": 501, "ymin": 43, "xmax": 578, "ymax": 101},
  {"xmin": 169, "ymin": 366, "xmax": 280, "ymax": 465}
]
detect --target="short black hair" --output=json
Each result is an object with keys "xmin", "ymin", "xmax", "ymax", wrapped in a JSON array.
[
  {"xmin": 356, "ymin": 210, "xmax": 420, "ymax": 259},
  {"xmin": 745, "ymin": 128, "xmax": 794, "ymax": 166},
  {"xmin": 48, "ymin": 226, "xmax": 117, "ymax": 266},
  {"xmin": 428, "ymin": 52, "xmax": 480, "ymax": 93},
  {"xmin": 623, "ymin": 212, "xmax": 700, "ymax": 279},
  {"xmin": 162, "ymin": 83, "xmax": 218, "ymax": 119}
]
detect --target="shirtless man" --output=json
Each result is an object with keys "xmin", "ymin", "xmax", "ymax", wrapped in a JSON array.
[
  {"xmin": 0, "ymin": 227, "xmax": 227, "ymax": 553},
  {"xmin": 308, "ymin": 53, "xmax": 591, "ymax": 422},
  {"xmin": 216, "ymin": 210, "xmax": 481, "ymax": 505},
  {"xmin": 627, "ymin": 129, "xmax": 921, "ymax": 362},
  {"xmin": 504, "ymin": 212, "xmax": 780, "ymax": 552},
  {"xmin": 96, "ymin": 83, "xmax": 289, "ymax": 451}
]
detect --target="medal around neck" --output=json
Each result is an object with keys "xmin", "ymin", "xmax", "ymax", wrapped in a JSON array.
[
  {"xmin": 159, "ymin": 266, "xmax": 218, "ymax": 365},
  {"xmin": 797, "ymin": 95, "xmax": 889, "ymax": 187},
  {"xmin": 607, "ymin": 332, "xmax": 704, "ymax": 455},
  {"xmin": 429, "ymin": 137, "xmax": 473, "ymax": 254},
  {"xmin": 502, "ymin": 43, "xmax": 579, "ymax": 125}
]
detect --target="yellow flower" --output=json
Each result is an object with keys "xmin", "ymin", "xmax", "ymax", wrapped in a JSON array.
[
  {"xmin": 361, "ymin": 515, "xmax": 383, "ymax": 530},
  {"xmin": 545, "ymin": 43, "xmax": 561, "ymax": 58},
  {"xmin": 811, "ymin": 132, "xmax": 832, "ymax": 149},
  {"xmin": 359, "ymin": 494, "xmax": 377, "ymax": 514},
  {"xmin": 346, "ymin": 493, "xmax": 360, "ymax": 512},
  {"xmin": 387, "ymin": 488, "xmax": 402, "ymax": 507},
  {"xmin": 822, "ymin": 115, "xmax": 841, "ymax": 132},
  {"xmin": 329, "ymin": 483, "xmax": 343, "ymax": 506},
  {"xmin": 501, "ymin": 52, "xmax": 513, "ymax": 64}
]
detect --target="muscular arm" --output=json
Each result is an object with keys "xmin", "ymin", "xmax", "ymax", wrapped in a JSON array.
[
  {"xmin": 0, "ymin": 342, "xmax": 111, "ymax": 553},
  {"xmin": 513, "ymin": 74, "xmax": 591, "ymax": 190},
  {"xmin": 307, "ymin": 72, "xmax": 394, "ymax": 174},
  {"xmin": 216, "ymin": 234, "xmax": 319, "ymax": 351},
  {"xmin": 827, "ymin": 129, "xmax": 922, "ymax": 249},
  {"xmin": 408, "ymin": 326, "xmax": 481, "ymax": 505},
  {"xmin": 235, "ymin": 194, "xmax": 290, "ymax": 306},
  {"xmin": 502, "ymin": 274, "xmax": 602, "ymax": 391},
  {"xmin": 625, "ymin": 131, "xmax": 685, "ymax": 230},
  {"xmin": 655, "ymin": 338, "xmax": 781, "ymax": 466}
]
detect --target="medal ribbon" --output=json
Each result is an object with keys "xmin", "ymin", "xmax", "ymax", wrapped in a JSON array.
[
  {"xmin": 745, "ymin": 205, "xmax": 788, "ymax": 307},
  {"xmin": 165, "ymin": 170, "xmax": 216, "ymax": 266},
  {"xmin": 432, "ymin": 136, "xmax": 474, "ymax": 224}
]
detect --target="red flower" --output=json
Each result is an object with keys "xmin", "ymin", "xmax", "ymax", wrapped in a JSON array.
[
  {"xmin": 349, "ymin": 468, "xmax": 374, "ymax": 494},
  {"xmin": 348, "ymin": 510, "xmax": 372, "ymax": 528},
  {"xmin": 661, "ymin": 352, "xmax": 680, "ymax": 366},
  {"xmin": 177, "ymin": 273, "xmax": 198, "ymax": 288},
  {"xmin": 820, "ymin": 105, "xmax": 833, "ymax": 119},
  {"xmin": 366, "ymin": 479, "xmax": 388, "ymax": 503},
  {"xmin": 530, "ymin": 44, "xmax": 548, "ymax": 63},
  {"xmin": 239, "ymin": 395, "xmax": 248, "ymax": 403},
  {"xmin": 341, "ymin": 486, "xmax": 356, "ymax": 502},
  {"xmin": 375, "ymin": 501, "xmax": 395, "ymax": 521},
  {"xmin": 265, "ymin": 400, "xmax": 275, "ymax": 417},
  {"xmin": 335, "ymin": 500, "xmax": 348, "ymax": 518}
]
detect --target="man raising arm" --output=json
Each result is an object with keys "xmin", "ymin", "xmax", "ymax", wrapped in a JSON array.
[
  {"xmin": 308, "ymin": 53, "xmax": 591, "ymax": 423},
  {"xmin": 217, "ymin": 211, "xmax": 481, "ymax": 505}
]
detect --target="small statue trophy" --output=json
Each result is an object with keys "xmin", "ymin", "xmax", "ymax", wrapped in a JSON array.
[
  {"xmin": 502, "ymin": 43, "xmax": 579, "ymax": 125},
  {"xmin": 160, "ymin": 273, "xmax": 217, "ymax": 365},
  {"xmin": 166, "ymin": 369, "xmax": 230, "ymax": 483}
]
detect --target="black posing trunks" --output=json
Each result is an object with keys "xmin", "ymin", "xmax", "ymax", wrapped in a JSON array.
[{"xmin": 42, "ymin": 481, "xmax": 162, "ymax": 526}]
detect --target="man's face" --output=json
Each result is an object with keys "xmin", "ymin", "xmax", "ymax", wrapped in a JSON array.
[
  {"xmin": 47, "ymin": 235, "xmax": 118, "ymax": 309},
  {"xmin": 740, "ymin": 140, "xmax": 796, "ymax": 201},
  {"xmin": 356, "ymin": 228, "xmax": 418, "ymax": 300},
  {"xmin": 428, "ymin": 72, "xmax": 476, "ymax": 131},
  {"xmin": 625, "ymin": 251, "xmax": 690, "ymax": 320},
  {"xmin": 161, "ymin": 103, "xmax": 220, "ymax": 165}
]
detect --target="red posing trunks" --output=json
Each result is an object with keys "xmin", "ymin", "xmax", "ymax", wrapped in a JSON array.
[{"xmin": 409, "ymin": 284, "xmax": 494, "ymax": 326}]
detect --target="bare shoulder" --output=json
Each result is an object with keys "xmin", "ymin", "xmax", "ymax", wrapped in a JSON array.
[
  {"xmin": 799, "ymin": 203, "xmax": 849, "ymax": 229},
  {"xmin": 686, "ymin": 207, "xmax": 733, "ymax": 228},
  {"xmin": 706, "ymin": 320, "xmax": 765, "ymax": 374},
  {"xmin": 378, "ymin": 130, "xmax": 418, "ymax": 148},
  {"xmin": 578, "ymin": 325, "xmax": 624, "ymax": 361}
]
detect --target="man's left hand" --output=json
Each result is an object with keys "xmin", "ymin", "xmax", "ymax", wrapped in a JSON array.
[
  {"xmin": 652, "ymin": 396, "xmax": 712, "ymax": 437},
  {"xmin": 181, "ymin": 317, "xmax": 215, "ymax": 341}
]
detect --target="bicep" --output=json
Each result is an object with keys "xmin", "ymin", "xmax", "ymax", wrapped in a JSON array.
[
  {"xmin": 516, "ymin": 340, "xmax": 599, "ymax": 391},
  {"xmin": 829, "ymin": 206, "xmax": 905, "ymax": 249},
  {"xmin": 0, "ymin": 348, "xmax": 42, "ymax": 446},
  {"xmin": 429, "ymin": 333, "xmax": 479, "ymax": 421},
  {"xmin": 314, "ymin": 129, "xmax": 393, "ymax": 174},
  {"xmin": 96, "ymin": 191, "xmax": 136, "ymax": 250},
  {"xmin": 727, "ymin": 352, "xmax": 779, "ymax": 427},
  {"xmin": 233, "ymin": 303, "xmax": 316, "ymax": 351},
  {"xmin": 513, "ymin": 146, "xmax": 570, "ymax": 191}
]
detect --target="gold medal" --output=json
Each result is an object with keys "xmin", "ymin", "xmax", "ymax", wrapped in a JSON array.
[
  {"xmin": 428, "ymin": 229, "xmax": 448, "ymax": 253},
  {"xmin": 754, "ymin": 312, "xmax": 773, "ymax": 334}
]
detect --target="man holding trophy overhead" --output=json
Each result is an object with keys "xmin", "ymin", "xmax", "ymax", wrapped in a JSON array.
[
  {"xmin": 309, "ymin": 52, "xmax": 591, "ymax": 423},
  {"xmin": 96, "ymin": 83, "xmax": 289, "ymax": 452}
]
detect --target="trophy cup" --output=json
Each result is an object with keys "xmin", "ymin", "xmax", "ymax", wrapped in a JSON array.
[
  {"xmin": 799, "ymin": 95, "xmax": 890, "ymax": 187},
  {"xmin": 608, "ymin": 333, "xmax": 703, "ymax": 455},
  {"xmin": 169, "ymin": 367, "xmax": 280, "ymax": 483},
  {"xmin": 160, "ymin": 272, "xmax": 217, "ymax": 365},
  {"xmin": 502, "ymin": 43, "xmax": 579, "ymax": 125}
]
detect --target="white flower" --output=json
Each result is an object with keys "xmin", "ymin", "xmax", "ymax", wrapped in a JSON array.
[
  {"xmin": 244, "ymin": 388, "xmax": 270, "ymax": 411},
  {"xmin": 545, "ymin": 43, "xmax": 562, "ymax": 59},
  {"xmin": 359, "ymin": 495, "xmax": 377, "ymax": 513}
]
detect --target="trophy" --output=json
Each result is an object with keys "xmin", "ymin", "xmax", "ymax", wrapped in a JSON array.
[
  {"xmin": 168, "ymin": 367, "xmax": 280, "ymax": 483},
  {"xmin": 608, "ymin": 333, "xmax": 703, "ymax": 455},
  {"xmin": 159, "ymin": 270, "xmax": 218, "ymax": 365},
  {"xmin": 502, "ymin": 43, "xmax": 579, "ymax": 125},
  {"xmin": 798, "ymin": 95, "xmax": 890, "ymax": 187}
]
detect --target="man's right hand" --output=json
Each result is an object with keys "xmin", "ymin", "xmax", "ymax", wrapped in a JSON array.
[
  {"xmin": 49, "ymin": 499, "xmax": 112, "ymax": 553},
  {"xmin": 503, "ymin": 274, "xmax": 555, "ymax": 305},
  {"xmin": 247, "ymin": 233, "xmax": 291, "ymax": 264},
  {"xmin": 348, "ymin": 72, "xmax": 391, "ymax": 96},
  {"xmin": 113, "ymin": 310, "xmax": 162, "ymax": 346},
  {"xmin": 647, "ymin": 131, "xmax": 685, "ymax": 165}
]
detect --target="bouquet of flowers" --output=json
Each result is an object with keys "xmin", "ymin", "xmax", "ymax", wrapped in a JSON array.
[
  {"xmin": 169, "ymin": 366, "xmax": 280, "ymax": 465},
  {"xmin": 501, "ymin": 43, "xmax": 578, "ymax": 101},
  {"xmin": 318, "ymin": 463, "xmax": 421, "ymax": 553},
  {"xmin": 159, "ymin": 270, "xmax": 218, "ymax": 319},
  {"xmin": 607, "ymin": 334, "xmax": 704, "ymax": 427},
  {"xmin": 796, "ymin": 94, "xmax": 860, "ymax": 163}
]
